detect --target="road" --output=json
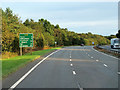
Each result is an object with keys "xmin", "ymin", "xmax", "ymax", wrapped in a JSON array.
[{"xmin": 9, "ymin": 46, "xmax": 118, "ymax": 89}]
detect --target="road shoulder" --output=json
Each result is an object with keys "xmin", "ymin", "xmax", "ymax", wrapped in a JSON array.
[{"xmin": 2, "ymin": 49, "xmax": 57, "ymax": 89}]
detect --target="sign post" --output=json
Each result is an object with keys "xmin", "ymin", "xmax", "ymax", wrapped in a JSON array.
[
  {"xmin": 20, "ymin": 47, "xmax": 22, "ymax": 56},
  {"xmin": 19, "ymin": 33, "xmax": 33, "ymax": 56}
]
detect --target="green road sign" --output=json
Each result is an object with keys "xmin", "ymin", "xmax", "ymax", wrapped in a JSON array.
[{"xmin": 19, "ymin": 33, "xmax": 33, "ymax": 47}]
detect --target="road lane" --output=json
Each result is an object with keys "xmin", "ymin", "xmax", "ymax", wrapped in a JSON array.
[
  {"xmin": 84, "ymin": 46, "xmax": 118, "ymax": 74},
  {"xmin": 9, "ymin": 46, "xmax": 118, "ymax": 89},
  {"xmin": 16, "ymin": 48, "xmax": 78, "ymax": 88},
  {"xmin": 71, "ymin": 46, "xmax": 118, "ymax": 88}
]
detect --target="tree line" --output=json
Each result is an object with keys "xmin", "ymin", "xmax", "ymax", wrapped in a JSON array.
[
  {"xmin": 2, "ymin": 8, "xmax": 110, "ymax": 54},
  {"xmin": 116, "ymin": 30, "xmax": 120, "ymax": 38}
]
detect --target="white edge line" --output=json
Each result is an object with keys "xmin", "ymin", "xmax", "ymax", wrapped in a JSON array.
[
  {"xmin": 92, "ymin": 47, "xmax": 119, "ymax": 60},
  {"xmin": 9, "ymin": 50, "xmax": 60, "ymax": 90}
]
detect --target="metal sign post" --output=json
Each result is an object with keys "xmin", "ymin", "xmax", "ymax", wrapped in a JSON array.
[
  {"xmin": 19, "ymin": 33, "xmax": 33, "ymax": 56},
  {"xmin": 20, "ymin": 47, "xmax": 22, "ymax": 56}
]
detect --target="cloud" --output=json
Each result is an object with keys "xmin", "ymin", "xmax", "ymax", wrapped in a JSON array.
[
  {"xmin": 55, "ymin": 20, "xmax": 117, "ymax": 36},
  {"xmin": 57, "ymin": 20, "xmax": 117, "ymax": 28}
]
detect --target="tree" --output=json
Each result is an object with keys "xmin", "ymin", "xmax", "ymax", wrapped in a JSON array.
[
  {"xmin": 23, "ymin": 19, "xmax": 30, "ymax": 27},
  {"xmin": 2, "ymin": 7, "xmax": 111, "ymax": 54},
  {"xmin": 55, "ymin": 24, "xmax": 60, "ymax": 29},
  {"xmin": 116, "ymin": 30, "xmax": 120, "ymax": 38}
]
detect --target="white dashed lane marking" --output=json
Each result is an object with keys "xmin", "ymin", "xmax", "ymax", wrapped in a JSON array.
[
  {"xmin": 70, "ymin": 59, "xmax": 72, "ymax": 61},
  {"xmin": 103, "ymin": 64, "xmax": 108, "ymax": 67},
  {"xmin": 91, "ymin": 57, "xmax": 93, "ymax": 58},
  {"xmin": 70, "ymin": 64, "xmax": 73, "ymax": 66},
  {"xmin": 96, "ymin": 60, "xmax": 99, "ymax": 62},
  {"xmin": 73, "ymin": 71, "xmax": 76, "ymax": 75}
]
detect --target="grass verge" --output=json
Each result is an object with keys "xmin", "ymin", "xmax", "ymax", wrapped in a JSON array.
[
  {"xmin": 2, "ymin": 47, "xmax": 62, "ymax": 78},
  {"xmin": 94, "ymin": 46, "xmax": 120, "ymax": 58}
]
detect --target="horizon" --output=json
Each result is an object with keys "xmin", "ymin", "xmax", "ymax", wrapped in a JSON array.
[{"xmin": 2, "ymin": 2, "xmax": 118, "ymax": 36}]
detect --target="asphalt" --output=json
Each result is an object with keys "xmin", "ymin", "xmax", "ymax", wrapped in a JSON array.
[{"xmin": 2, "ymin": 46, "xmax": 119, "ymax": 89}]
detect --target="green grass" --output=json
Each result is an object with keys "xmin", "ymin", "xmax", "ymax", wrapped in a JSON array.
[{"xmin": 2, "ymin": 47, "xmax": 62, "ymax": 78}]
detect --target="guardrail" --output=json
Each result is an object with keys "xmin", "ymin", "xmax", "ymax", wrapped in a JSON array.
[{"xmin": 96, "ymin": 45, "xmax": 120, "ymax": 54}]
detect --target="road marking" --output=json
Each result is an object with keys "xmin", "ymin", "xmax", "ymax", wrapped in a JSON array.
[
  {"xmin": 77, "ymin": 82, "xmax": 83, "ymax": 90},
  {"xmin": 9, "ymin": 50, "xmax": 60, "ymax": 90},
  {"xmin": 92, "ymin": 47, "xmax": 119, "ymax": 60},
  {"xmin": 70, "ymin": 64, "xmax": 73, "ymax": 66},
  {"xmin": 91, "ymin": 56, "xmax": 93, "ymax": 58},
  {"xmin": 80, "ymin": 88, "xmax": 83, "ymax": 90},
  {"xmin": 103, "ymin": 64, "xmax": 108, "ymax": 67},
  {"xmin": 118, "ymin": 72, "xmax": 120, "ymax": 75},
  {"xmin": 73, "ymin": 71, "xmax": 76, "ymax": 75},
  {"xmin": 70, "ymin": 59, "xmax": 72, "ymax": 61},
  {"xmin": 96, "ymin": 60, "xmax": 99, "ymax": 62},
  {"xmin": 70, "ymin": 55, "xmax": 71, "ymax": 58}
]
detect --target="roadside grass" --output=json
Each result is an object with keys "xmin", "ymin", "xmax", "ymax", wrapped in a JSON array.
[
  {"xmin": 2, "ymin": 47, "xmax": 62, "ymax": 78},
  {"xmin": 94, "ymin": 46, "xmax": 120, "ymax": 58}
]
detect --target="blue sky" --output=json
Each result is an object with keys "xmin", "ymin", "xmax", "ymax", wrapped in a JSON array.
[{"xmin": 2, "ymin": 2, "xmax": 118, "ymax": 36}]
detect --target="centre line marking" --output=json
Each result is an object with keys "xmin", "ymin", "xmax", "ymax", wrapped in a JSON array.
[
  {"xmin": 96, "ymin": 60, "xmax": 99, "ymax": 62},
  {"xmin": 70, "ymin": 55, "xmax": 71, "ymax": 58},
  {"xmin": 103, "ymin": 64, "xmax": 108, "ymax": 67},
  {"xmin": 73, "ymin": 71, "xmax": 76, "ymax": 75},
  {"xmin": 70, "ymin": 64, "xmax": 73, "ymax": 66}
]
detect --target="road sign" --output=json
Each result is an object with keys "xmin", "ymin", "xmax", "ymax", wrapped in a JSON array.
[
  {"xmin": 19, "ymin": 33, "xmax": 33, "ymax": 47},
  {"xmin": 92, "ymin": 42, "xmax": 94, "ymax": 45}
]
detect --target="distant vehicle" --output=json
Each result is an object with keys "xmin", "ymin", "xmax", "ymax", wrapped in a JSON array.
[
  {"xmin": 111, "ymin": 38, "xmax": 120, "ymax": 49},
  {"xmin": 81, "ymin": 44, "xmax": 84, "ymax": 46}
]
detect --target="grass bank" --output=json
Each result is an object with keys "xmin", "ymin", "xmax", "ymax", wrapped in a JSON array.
[
  {"xmin": 2, "ymin": 47, "xmax": 62, "ymax": 78},
  {"xmin": 94, "ymin": 46, "xmax": 120, "ymax": 58}
]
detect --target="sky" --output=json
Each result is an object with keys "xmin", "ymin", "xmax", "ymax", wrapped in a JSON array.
[{"xmin": 1, "ymin": 1, "xmax": 118, "ymax": 36}]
